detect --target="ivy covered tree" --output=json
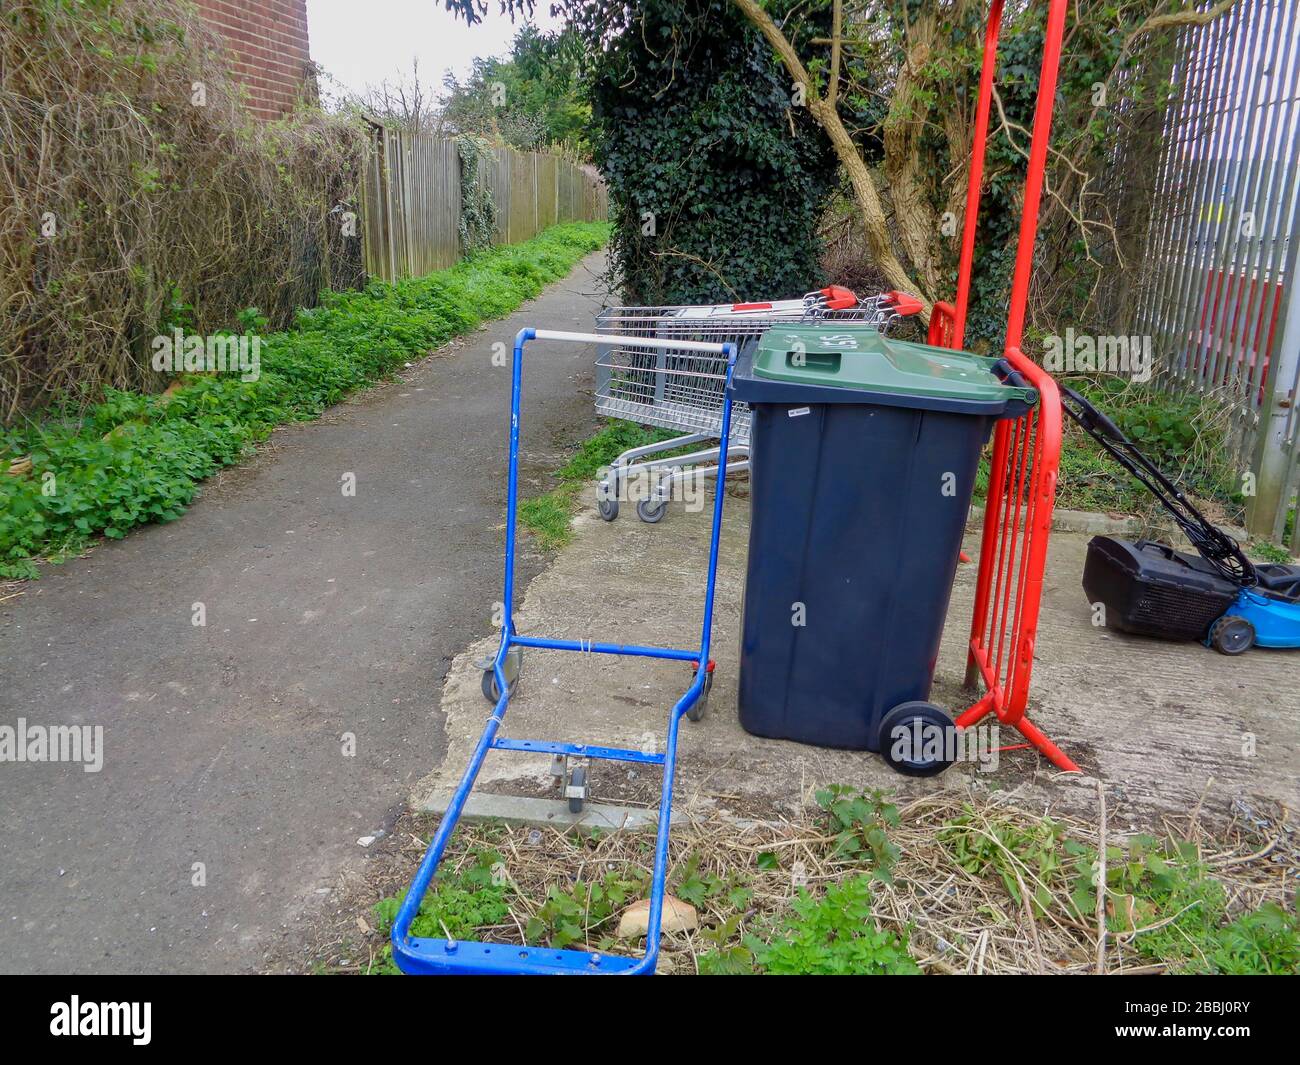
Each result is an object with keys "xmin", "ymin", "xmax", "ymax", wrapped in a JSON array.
[
  {"xmin": 571, "ymin": 0, "xmax": 840, "ymax": 303},
  {"xmin": 441, "ymin": 0, "xmax": 840, "ymax": 304}
]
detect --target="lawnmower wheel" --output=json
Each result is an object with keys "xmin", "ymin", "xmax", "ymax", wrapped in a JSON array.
[{"xmin": 1209, "ymin": 616, "xmax": 1255, "ymax": 656}]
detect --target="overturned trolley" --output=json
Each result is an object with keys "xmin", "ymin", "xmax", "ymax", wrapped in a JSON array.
[
  {"xmin": 594, "ymin": 288, "xmax": 922, "ymax": 523},
  {"xmin": 391, "ymin": 329, "xmax": 739, "ymax": 976}
]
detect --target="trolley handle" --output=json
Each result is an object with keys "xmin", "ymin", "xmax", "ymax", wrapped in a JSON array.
[{"xmin": 533, "ymin": 328, "xmax": 734, "ymax": 357}]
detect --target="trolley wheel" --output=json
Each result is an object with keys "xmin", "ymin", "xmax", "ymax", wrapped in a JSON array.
[
  {"xmin": 597, "ymin": 472, "xmax": 619, "ymax": 521},
  {"xmin": 1209, "ymin": 615, "xmax": 1255, "ymax": 656},
  {"xmin": 566, "ymin": 764, "xmax": 588, "ymax": 814},
  {"xmin": 480, "ymin": 647, "xmax": 522, "ymax": 704},
  {"xmin": 686, "ymin": 662, "xmax": 714, "ymax": 722},
  {"xmin": 877, "ymin": 702, "xmax": 955, "ymax": 778},
  {"xmin": 636, "ymin": 498, "xmax": 666, "ymax": 524}
]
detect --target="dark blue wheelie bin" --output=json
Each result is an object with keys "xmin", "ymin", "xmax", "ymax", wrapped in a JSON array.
[{"xmin": 728, "ymin": 326, "xmax": 1037, "ymax": 772}]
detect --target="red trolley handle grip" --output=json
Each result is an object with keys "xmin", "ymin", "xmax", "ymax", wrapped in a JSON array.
[
  {"xmin": 881, "ymin": 291, "xmax": 924, "ymax": 317},
  {"xmin": 816, "ymin": 285, "xmax": 859, "ymax": 310}
]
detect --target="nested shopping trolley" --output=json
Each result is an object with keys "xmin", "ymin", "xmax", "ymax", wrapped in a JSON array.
[
  {"xmin": 391, "ymin": 328, "xmax": 739, "ymax": 976},
  {"xmin": 593, "ymin": 287, "xmax": 923, "ymax": 523}
]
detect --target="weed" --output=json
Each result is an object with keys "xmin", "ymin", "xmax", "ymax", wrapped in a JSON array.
[
  {"xmin": 815, "ymin": 785, "xmax": 901, "ymax": 883},
  {"xmin": 1248, "ymin": 540, "xmax": 1294, "ymax": 565},
  {"xmin": 939, "ymin": 810, "xmax": 1300, "ymax": 974},
  {"xmin": 939, "ymin": 808, "xmax": 1072, "ymax": 916},
  {"xmin": 517, "ymin": 492, "xmax": 575, "ymax": 551},
  {"xmin": 673, "ymin": 850, "xmax": 753, "ymax": 914},
  {"xmin": 524, "ymin": 870, "xmax": 648, "ymax": 948},
  {"xmin": 1063, "ymin": 834, "xmax": 1231, "ymax": 972},
  {"xmin": 750, "ymin": 877, "xmax": 920, "ymax": 975},
  {"xmin": 971, "ymin": 373, "xmax": 1241, "ymax": 520},
  {"xmin": 1209, "ymin": 899, "xmax": 1300, "ymax": 975},
  {"xmin": 367, "ymin": 847, "xmax": 511, "ymax": 975}
]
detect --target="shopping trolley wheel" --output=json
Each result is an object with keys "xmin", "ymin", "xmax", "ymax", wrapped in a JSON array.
[
  {"xmin": 479, "ymin": 647, "xmax": 523, "ymax": 704},
  {"xmin": 686, "ymin": 662, "xmax": 714, "ymax": 722},
  {"xmin": 637, "ymin": 499, "xmax": 666, "ymax": 524},
  {"xmin": 597, "ymin": 471, "xmax": 620, "ymax": 521},
  {"xmin": 877, "ymin": 702, "xmax": 955, "ymax": 777},
  {"xmin": 566, "ymin": 764, "xmax": 588, "ymax": 814},
  {"xmin": 1209, "ymin": 615, "xmax": 1254, "ymax": 656}
]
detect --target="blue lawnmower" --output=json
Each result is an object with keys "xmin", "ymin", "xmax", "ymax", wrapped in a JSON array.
[{"xmin": 1063, "ymin": 386, "xmax": 1300, "ymax": 655}]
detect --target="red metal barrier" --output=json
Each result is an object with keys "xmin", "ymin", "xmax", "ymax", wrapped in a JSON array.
[
  {"xmin": 928, "ymin": 301, "xmax": 957, "ymax": 348},
  {"xmin": 936, "ymin": 0, "xmax": 1078, "ymax": 772},
  {"xmin": 956, "ymin": 347, "xmax": 1076, "ymax": 770}
]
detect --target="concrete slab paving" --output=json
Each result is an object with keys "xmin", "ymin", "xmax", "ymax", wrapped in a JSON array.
[{"xmin": 422, "ymin": 485, "xmax": 1299, "ymax": 830}]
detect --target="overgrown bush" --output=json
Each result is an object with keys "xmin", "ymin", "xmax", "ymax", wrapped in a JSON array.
[
  {"xmin": 570, "ymin": 0, "xmax": 839, "ymax": 304},
  {"xmin": 0, "ymin": 222, "xmax": 611, "ymax": 578},
  {"xmin": 0, "ymin": 0, "xmax": 367, "ymax": 419}
]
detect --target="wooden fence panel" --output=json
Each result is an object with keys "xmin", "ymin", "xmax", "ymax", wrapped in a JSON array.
[{"xmin": 363, "ymin": 130, "xmax": 608, "ymax": 283}]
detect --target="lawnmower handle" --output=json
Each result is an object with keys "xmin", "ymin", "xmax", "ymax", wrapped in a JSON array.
[{"xmin": 1059, "ymin": 384, "xmax": 1125, "ymax": 442}]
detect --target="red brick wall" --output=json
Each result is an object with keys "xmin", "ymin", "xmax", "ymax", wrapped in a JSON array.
[{"xmin": 193, "ymin": 0, "xmax": 314, "ymax": 120}]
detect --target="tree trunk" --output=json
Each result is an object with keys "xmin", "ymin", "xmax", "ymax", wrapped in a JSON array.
[{"xmin": 731, "ymin": 0, "xmax": 931, "ymax": 313}]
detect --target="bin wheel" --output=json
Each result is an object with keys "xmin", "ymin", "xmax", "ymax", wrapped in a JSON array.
[
  {"xmin": 480, "ymin": 647, "xmax": 522, "ymax": 704},
  {"xmin": 566, "ymin": 764, "xmax": 588, "ymax": 814},
  {"xmin": 877, "ymin": 702, "xmax": 955, "ymax": 777},
  {"xmin": 597, "ymin": 496, "xmax": 619, "ymax": 522},
  {"xmin": 637, "ymin": 499, "xmax": 666, "ymax": 524},
  {"xmin": 1209, "ymin": 615, "xmax": 1254, "ymax": 656}
]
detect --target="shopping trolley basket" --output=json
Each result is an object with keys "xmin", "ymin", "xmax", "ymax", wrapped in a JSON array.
[
  {"xmin": 391, "ymin": 328, "xmax": 739, "ymax": 976},
  {"xmin": 593, "ymin": 288, "xmax": 923, "ymax": 523}
]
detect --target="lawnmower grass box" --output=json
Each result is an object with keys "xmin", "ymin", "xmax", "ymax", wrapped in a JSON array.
[{"xmin": 728, "ymin": 327, "xmax": 1036, "ymax": 752}]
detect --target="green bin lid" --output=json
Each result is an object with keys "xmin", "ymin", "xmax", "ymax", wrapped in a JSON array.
[{"xmin": 749, "ymin": 326, "xmax": 1036, "ymax": 408}]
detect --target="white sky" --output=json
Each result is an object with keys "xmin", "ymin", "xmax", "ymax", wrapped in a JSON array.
[{"xmin": 305, "ymin": 0, "xmax": 564, "ymax": 98}]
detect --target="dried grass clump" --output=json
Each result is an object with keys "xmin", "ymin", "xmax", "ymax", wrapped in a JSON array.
[{"xmin": 0, "ymin": 0, "xmax": 368, "ymax": 420}]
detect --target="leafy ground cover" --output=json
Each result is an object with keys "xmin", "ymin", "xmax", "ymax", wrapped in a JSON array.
[{"xmin": 0, "ymin": 222, "xmax": 610, "ymax": 578}]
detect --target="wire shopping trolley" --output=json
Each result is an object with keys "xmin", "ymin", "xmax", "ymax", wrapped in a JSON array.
[
  {"xmin": 391, "ymin": 328, "xmax": 739, "ymax": 976},
  {"xmin": 593, "ymin": 288, "xmax": 923, "ymax": 523}
]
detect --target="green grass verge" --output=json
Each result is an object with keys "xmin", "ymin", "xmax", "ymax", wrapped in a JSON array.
[
  {"xmin": 517, "ymin": 420, "xmax": 680, "ymax": 550},
  {"xmin": 0, "ymin": 221, "xmax": 611, "ymax": 579}
]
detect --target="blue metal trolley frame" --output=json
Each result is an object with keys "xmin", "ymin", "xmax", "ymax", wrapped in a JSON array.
[{"xmin": 391, "ymin": 328, "xmax": 738, "ymax": 976}]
